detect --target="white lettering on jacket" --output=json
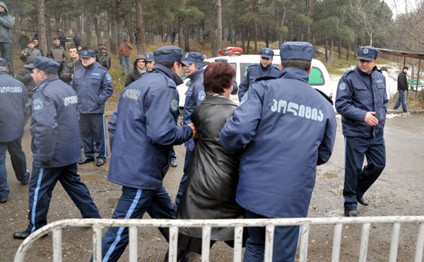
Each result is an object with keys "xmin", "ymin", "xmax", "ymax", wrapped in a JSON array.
[
  {"xmin": 271, "ymin": 99, "xmax": 324, "ymax": 121},
  {"xmin": 63, "ymin": 95, "xmax": 78, "ymax": 106},
  {"xmin": 0, "ymin": 86, "xmax": 23, "ymax": 93},
  {"xmin": 123, "ymin": 89, "xmax": 141, "ymax": 100}
]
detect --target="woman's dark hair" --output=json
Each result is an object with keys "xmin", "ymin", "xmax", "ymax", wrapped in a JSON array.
[{"xmin": 204, "ymin": 62, "xmax": 236, "ymax": 94}]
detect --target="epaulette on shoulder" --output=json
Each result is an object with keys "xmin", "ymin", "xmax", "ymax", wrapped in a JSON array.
[{"xmin": 253, "ymin": 75, "xmax": 278, "ymax": 83}]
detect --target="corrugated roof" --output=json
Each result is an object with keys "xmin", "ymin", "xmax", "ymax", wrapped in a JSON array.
[{"xmin": 377, "ymin": 48, "xmax": 424, "ymax": 60}]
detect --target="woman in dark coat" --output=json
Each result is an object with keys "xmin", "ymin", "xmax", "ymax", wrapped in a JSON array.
[{"xmin": 176, "ymin": 61, "xmax": 244, "ymax": 257}]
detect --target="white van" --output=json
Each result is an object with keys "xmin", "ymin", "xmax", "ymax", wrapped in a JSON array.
[{"xmin": 177, "ymin": 54, "xmax": 334, "ymax": 107}]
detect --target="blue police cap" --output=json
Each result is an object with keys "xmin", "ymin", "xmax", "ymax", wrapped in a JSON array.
[
  {"xmin": 214, "ymin": 57, "xmax": 228, "ymax": 63},
  {"xmin": 154, "ymin": 46, "xmax": 183, "ymax": 64},
  {"xmin": 145, "ymin": 53, "xmax": 154, "ymax": 62},
  {"xmin": 280, "ymin": 42, "xmax": 314, "ymax": 61},
  {"xmin": 80, "ymin": 50, "xmax": 96, "ymax": 58},
  {"xmin": 182, "ymin": 52, "xmax": 204, "ymax": 68},
  {"xmin": 260, "ymin": 48, "xmax": 274, "ymax": 59},
  {"xmin": 0, "ymin": 58, "xmax": 5, "ymax": 67},
  {"xmin": 357, "ymin": 46, "xmax": 378, "ymax": 61},
  {"xmin": 24, "ymin": 56, "xmax": 60, "ymax": 73}
]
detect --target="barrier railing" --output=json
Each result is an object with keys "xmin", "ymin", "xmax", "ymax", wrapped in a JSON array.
[{"xmin": 14, "ymin": 216, "xmax": 424, "ymax": 262}]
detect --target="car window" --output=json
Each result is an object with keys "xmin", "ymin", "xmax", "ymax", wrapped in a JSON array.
[
  {"xmin": 240, "ymin": 63, "xmax": 251, "ymax": 77},
  {"xmin": 309, "ymin": 67, "xmax": 325, "ymax": 86}
]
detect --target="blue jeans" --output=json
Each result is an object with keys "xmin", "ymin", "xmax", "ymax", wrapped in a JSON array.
[
  {"xmin": 0, "ymin": 42, "xmax": 14, "ymax": 75},
  {"xmin": 120, "ymin": 56, "xmax": 130, "ymax": 74},
  {"xmin": 99, "ymin": 186, "xmax": 176, "ymax": 262},
  {"xmin": 343, "ymin": 134, "xmax": 386, "ymax": 211},
  {"xmin": 244, "ymin": 210, "xmax": 300, "ymax": 262},
  {"xmin": 393, "ymin": 90, "xmax": 408, "ymax": 113}
]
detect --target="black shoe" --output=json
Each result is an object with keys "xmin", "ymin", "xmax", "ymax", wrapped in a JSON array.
[
  {"xmin": 357, "ymin": 196, "xmax": 369, "ymax": 206},
  {"xmin": 13, "ymin": 231, "xmax": 30, "ymax": 240},
  {"xmin": 20, "ymin": 170, "xmax": 30, "ymax": 185},
  {"xmin": 78, "ymin": 157, "xmax": 94, "ymax": 165},
  {"xmin": 344, "ymin": 210, "xmax": 358, "ymax": 217},
  {"xmin": 0, "ymin": 197, "xmax": 8, "ymax": 203},
  {"xmin": 96, "ymin": 159, "xmax": 105, "ymax": 167}
]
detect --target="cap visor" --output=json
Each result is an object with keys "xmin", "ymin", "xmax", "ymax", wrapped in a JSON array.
[
  {"xmin": 181, "ymin": 60, "xmax": 192, "ymax": 66},
  {"xmin": 261, "ymin": 55, "xmax": 272, "ymax": 59},
  {"xmin": 357, "ymin": 56, "xmax": 373, "ymax": 61},
  {"xmin": 23, "ymin": 64, "xmax": 35, "ymax": 70}
]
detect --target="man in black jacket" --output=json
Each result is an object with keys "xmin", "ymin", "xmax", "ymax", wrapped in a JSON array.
[{"xmin": 394, "ymin": 66, "xmax": 409, "ymax": 114}]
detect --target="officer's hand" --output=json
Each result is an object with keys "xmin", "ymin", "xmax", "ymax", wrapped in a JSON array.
[
  {"xmin": 364, "ymin": 112, "xmax": 379, "ymax": 126},
  {"xmin": 188, "ymin": 123, "xmax": 197, "ymax": 139}
]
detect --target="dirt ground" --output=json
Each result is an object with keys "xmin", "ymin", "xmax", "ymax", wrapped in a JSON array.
[{"xmin": 1, "ymin": 102, "xmax": 423, "ymax": 261}]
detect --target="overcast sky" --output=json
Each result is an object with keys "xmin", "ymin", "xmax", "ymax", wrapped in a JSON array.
[{"xmin": 384, "ymin": 0, "xmax": 419, "ymax": 17}]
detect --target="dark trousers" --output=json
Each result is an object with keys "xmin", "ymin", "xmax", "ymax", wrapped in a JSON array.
[
  {"xmin": 0, "ymin": 42, "xmax": 14, "ymax": 75},
  {"xmin": 27, "ymin": 163, "xmax": 100, "ymax": 233},
  {"xmin": 244, "ymin": 210, "xmax": 300, "ymax": 262},
  {"xmin": 175, "ymin": 149, "xmax": 193, "ymax": 207},
  {"xmin": 99, "ymin": 186, "xmax": 176, "ymax": 262},
  {"xmin": 80, "ymin": 113, "xmax": 107, "ymax": 160},
  {"xmin": 343, "ymin": 134, "xmax": 386, "ymax": 211}
]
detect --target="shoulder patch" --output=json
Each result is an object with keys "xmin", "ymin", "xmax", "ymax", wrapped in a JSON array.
[
  {"xmin": 198, "ymin": 90, "xmax": 206, "ymax": 101},
  {"xmin": 339, "ymin": 82, "xmax": 346, "ymax": 91},
  {"xmin": 33, "ymin": 98, "xmax": 44, "ymax": 111},
  {"xmin": 170, "ymin": 99, "xmax": 178, "ymax": 112},
  {"xmin": 106, "ymin": 73, "xmax": 112, "ymax": 81}
]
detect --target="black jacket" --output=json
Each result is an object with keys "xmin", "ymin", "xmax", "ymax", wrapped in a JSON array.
[
  {"xmin": 177, "ymin": 95, "xmax": 243, "ymax": 240},
  {"xmin": 397, "ymin": 71, "xmax": 408, "ymax": 91}
]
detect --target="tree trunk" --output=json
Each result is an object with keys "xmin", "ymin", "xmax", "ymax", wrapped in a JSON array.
[
  {"xmin": 338, "ymin": 38, "xmax": 342, "ymax": 60},
  {"xmin": 36, "ymin": 0, "xmax": 48, "ymax": 54},
  {"xmin": 346, "ymin": 42, "xmax": 350, "ymax": 61},
  {"xmin": 324, "ymin": 38, "xmax": 328, "ymax": 62},
  {"xmin": 253, "ymin": 0, "xmax": 257, "ymax": 52},
  {"xmin": 213, "ymin": 0, "xmax": 222, "ymax": 57},
  {"xmin": 135, "ymin": 0, "xmax": 146, "ymax": 53}
]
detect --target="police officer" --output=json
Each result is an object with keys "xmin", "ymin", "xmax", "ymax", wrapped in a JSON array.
[
  {"xmin": 335, "ymin": 46, "xmax": 388, "ymax": 217},
  {"xmin": 220, "ymin": 42, "xmax": 336, "ymax": 262},
  {"xmin": 238, "ymin": 47, "xmax": 280, "ymax": 101},
  {"xmin": 145, "ymin": 53, "xmax": 155, "ymax": 72},
  {"xmin": 98, "ymin": 46, "xmax": 195, "ymax": 262},
  {"xmin": 175, "ymin": 51, "xmax": 205, "ymax": 207},
  {"xmin": 0, "ymin": 58, "xmax": 30, "ymax": 203},
  {"xmin": 71, "ymin": 50, "xmax": 113, "ymax": 167},
  {"xmin": 13, "ymin": 57, "xmax": 101, "ymax": 240}
]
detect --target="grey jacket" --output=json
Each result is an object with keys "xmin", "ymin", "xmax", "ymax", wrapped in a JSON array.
[{"xmin": 0, "ymin": 2, "xmax": 14, "ymax": 43}]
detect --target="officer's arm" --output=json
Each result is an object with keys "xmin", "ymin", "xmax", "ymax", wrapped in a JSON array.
[
  {"xmin": 238, "ymin": 70, "xmax": 250, "ymax": 101},
  {"xmin": 335, "ymin": 77, "xmax": 366, "ymax": 121},
  {"xmin": 99, "ymin": 72, "xmax": 114, "ymax": 104},
  {"xmin": 31, "ymin": 95, "xmax": 57, "ymax": 164},
  {"xmin": 231, "ymin": 79, "xmax": 239, "ymax": 95},
  {"xmin": 317, "ymin": 113, "xmax": 337, "ymax": 165},
  {"xmin": 220, "ymin": 83, "xmax": 263, "ymax": 152},
  {"xmin": 108, "ymin": 109, "xmax": 118, "ymax": 152},
  {"xmin": 146, "ymin": 88, "xmax": 192, "ymax": 146}
]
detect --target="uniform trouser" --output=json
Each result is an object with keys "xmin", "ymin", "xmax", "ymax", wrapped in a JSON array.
[
  {"xmin": 99, "ymin": 186, "xmax": 176, "ymax": 262},
  {"xmin": 393, "ymin": 90, "xmax": 408, "ymax": 113},
  {"xmin": 0, "ymin": 42, "xmax": 14, "ymax": 75},
  {"xmin": 80, "ymin": 113, "xmax": 107, "ymax": 160},
  {"xmin": 27, "ymin": 163, "xmax": 100, "ymax": 233},
  {"xmin": 0, "ymin": 140, "xmax": 29, "ymax": 198},
  {"xmin": 244, "ymin": 210, "xmax": 300, "ymax": 262},
  {"xmin": 343, "ymin": 134, "xmax": 386, "ymax": 211},
  {"xmin": 175, "ymin": 149, "xmax": 193, "ymax": 208}
]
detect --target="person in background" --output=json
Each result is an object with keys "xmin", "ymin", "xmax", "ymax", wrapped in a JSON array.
[
  {"xmin": 125, "ymin": 54, "xmax": 145, "ymax": 86},
  {"xmin": 60, "ymin": 45, "xmax": 82, "ymax": 84},
  {"xmin": 32, "ymin": 38, "xmax": 44, "ymax": 56},
  {"xmin": 0, "ymin": 58, "xmax": 30, "ymax": 204},
  {"xmin": 18, "ymin": 31, "xmax": 29, "ymax": 51},
  {"xmin": 72, "ymin": 35, "xmax": 81, "ymax": 50},
  {"xmin": 58, "ymin": 30, "xmax": 67, "ymax": 49},
  {"xmin": 13, "ymin": 57, "xmax": 101, "ymax": 240},
  {"xmin": 238, "ymin": 47, "xmax": 280, "ymax": 101},
  {"xmin": 220, "ymin": 42, "xmax": 336, "ymax": 261},
  {"xmin": 393, "ymin": 66, "xmax": 409, "ymax": 114},
  {"xmin": 335, "ymin": 46, "xmax": 388, "ymax": 217},
  {"xmin": 118, "ymin": 39, "xmax": 133, "ymax": 76},
  {"xmin": 15, "ymin": 55, "xmax": 36, "ymax": 101},
  {"xmin": 97, "ymin": 46, "xmax": 195, "ymax": 262},
  {"xmin": 71, "ymin": 50, "xmax": 113, "ymax": 167},
  {"xmin": 95, "ymin": 43, "xmax": 111, "ymax": 70},
  {"xmin": 145, "ymin": 53, "xmax": 155, "ymax": 72},
  {"xmin": 20, "ymin": 40, "xmax": 42, "ymax": 63},
  {"xmin": 0, "ymin": 1, "xmax": 15, "ymax": 75},
  {"xmin": 47, "ymin": 36, "xmax": 66, "ymax": 73}
]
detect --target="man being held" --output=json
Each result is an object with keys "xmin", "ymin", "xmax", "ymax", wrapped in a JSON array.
[
  {"xmin": 71, "ymin": 50, "xmax": 113, "ymax": 167},
  {"xmin": 220, "ymin": 42, "xmax": 336, "ymax": 261},
  {"xmin": 335, "ymin": 46, "xmax": 388, "ymax": 217}
]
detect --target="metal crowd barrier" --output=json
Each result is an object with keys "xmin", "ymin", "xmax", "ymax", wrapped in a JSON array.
[{"xmin": 15, "ymin": 216, "xmax": 424, "ymax": 262}]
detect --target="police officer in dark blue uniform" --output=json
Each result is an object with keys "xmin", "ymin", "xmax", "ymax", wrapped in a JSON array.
[
  {"xmin": 220, "ymin": 42, "xmax": 337, "ymax": 262},
  {"xmin": 13, "ymin": 57, "xmax": 101, "ymax": 240},
  {"xmin": 238, "ymin": 47, "xmax": 280, "ymax": 101},
  {"xmin": 72, "ymin": 50, "xmax": 113, "ymax": 167},
  {"xmin": 175, "ymin": 51, "xmax": 205, "ymax": 207},
  {"xmin": 98, "ymin": 46, "xmax": 195, "ymax": 262},
  {"xmin": 335, "ymin": 46, "xmax": 388, "ymax": 217},
  {"xmin": 0, "ymin": 58, "xmax": 30, "ymax": 203}
]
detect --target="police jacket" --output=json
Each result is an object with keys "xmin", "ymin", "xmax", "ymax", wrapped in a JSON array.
[
  {"xmin": 47, "ymin": 45, "xmax": 66, "ymax": 64},
  {"xmin": 220, "ymin": 67, "xmax": 337, "ymax": 218},
  {"xmin": 178, "ymin": 95, "xmax": 243, "ymax": 240},
  {"xmin": 60, "ymin": 59, "xmax": 82, "ymax": 84},
  {"xmin": 0, "ymin": 2, "xmax": 14, "ymax": 43},
  {"xmin": 183, "ymin": 68, "xmax": 205, "ymax": 150},
  {"xmin": 238, "ymin": 63, "xmax": 280, "ymax": 101},
  {"xmin": 108, "ymin": 64, "xmax": 192, "ymax": 189},
  {"xmin": 71, "ymin": 62, "xmax": 113, "ymax": 114},
  {"xmin": 30, "ymin": 76, "xmax": 81, "ymax": 168},
  {"xmin": 335, "ymin": 66, "xmax": 388, "ymax": 138},
  {"xmin": 0, "ymin": 69, "xmax": 28, "ymax": 142},
  {"xmin": 397, "ymin": 71, "xmax": 408, "ymax": 91}
]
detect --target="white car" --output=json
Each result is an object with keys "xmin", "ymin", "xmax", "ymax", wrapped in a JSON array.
[{"xmin": 177, "ymin": 54, "xmax": 334, "ymax": 107}]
